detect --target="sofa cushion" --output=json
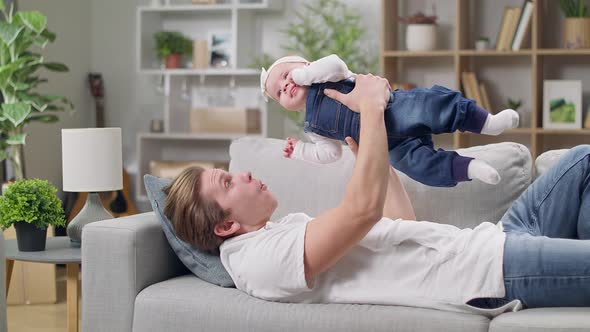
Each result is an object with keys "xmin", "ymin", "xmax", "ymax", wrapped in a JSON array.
[
  {"xmin": 489, "ymin": 308, "xmax": 590, "ymax": 332},
  {"xmin": 534, "ymin": 149, "xmax": 569, "ymax": 179},
  {"xmin": 229, "ymin": 138, "xmax": 531, "ymax": 229},
  {"xmin": 133, "ymin": 275, "xmax": 490, "ymax": 332},
  {"xmin": 143, "ymin": 174, "xmax": 234, "ymax": 287}
]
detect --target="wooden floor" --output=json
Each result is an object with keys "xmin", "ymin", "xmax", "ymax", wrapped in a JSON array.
[{"xmin": 7, "ymin": 266, "xmax": 80, "ymax": 332}]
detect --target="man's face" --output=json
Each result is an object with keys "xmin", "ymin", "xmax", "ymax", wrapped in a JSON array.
[
  {"xmin": 200, "ymin": 168, "xmax": 277, "ymax": 234},
  {"xmin": 265, "ymin": 62, "xmax": 308, "ymax": 111}
]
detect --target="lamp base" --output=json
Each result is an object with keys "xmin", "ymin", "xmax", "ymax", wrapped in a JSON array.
[{"xmin": 67, "ymin": 192, "xmax": 113, "ymax": 248}]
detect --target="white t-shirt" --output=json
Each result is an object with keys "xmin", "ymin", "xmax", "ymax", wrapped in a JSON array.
[{"xmin": 220, "ymin": 213, "xmax": 522, "ymax": 317}]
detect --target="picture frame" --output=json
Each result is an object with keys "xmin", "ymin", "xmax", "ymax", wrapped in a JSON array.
[
  {"xmin": 543, "ymin": 80, "xmax": 582, "ymax": 129},
  {"xmin": 208, "ymin": 30, "xmax": 232, "ymax": 68}
]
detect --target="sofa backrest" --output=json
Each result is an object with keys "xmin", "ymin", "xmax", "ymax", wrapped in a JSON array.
[{"xmin": 229, "ymin": 138, "xmax": 531, "ymax": 229}]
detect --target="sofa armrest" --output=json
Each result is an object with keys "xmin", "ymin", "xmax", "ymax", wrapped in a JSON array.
[{"xmin": 82, "ymin": 212, "xmax": 187, "ymax": 332}]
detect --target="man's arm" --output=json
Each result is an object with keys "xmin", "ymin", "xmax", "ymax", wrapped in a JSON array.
[
  {"xmin": 303, "ymin": 74, "xmax": 390, "ymax": 280},
  {"xmin": 345, "ymin": 137, "xmax": 416, "ymax": 221}
]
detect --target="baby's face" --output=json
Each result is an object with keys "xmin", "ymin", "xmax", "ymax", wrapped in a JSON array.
[{"xmin": 265, "ymin": 62, "xmax": 308, "ymax": 111}]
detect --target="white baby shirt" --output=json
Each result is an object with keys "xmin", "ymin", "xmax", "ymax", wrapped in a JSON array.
[
  {"xmin": 220, "ymin": 213, "xmax": 522, "ymax": 317},
  {"xmin": 290, "ymin": 54, "xmax": 354, "ymax": 164}
]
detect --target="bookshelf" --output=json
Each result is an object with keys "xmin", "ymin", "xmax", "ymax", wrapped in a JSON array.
[{"xmin": 381, "ymin": 0, "xmax": 590, "ymax": 159}]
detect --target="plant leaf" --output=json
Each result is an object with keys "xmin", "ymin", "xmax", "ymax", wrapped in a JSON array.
[
  {"xmin": 0, "ymin": 150, "xmax": 7, "ymax": 162},
  {"xmin": 17, "ymin": 11, "xmax": 47, "ymax": 34},
  {"xmin": 43, "ymin": 62, "xmax": 68, "ymax": 72},
  {"xmin": 6, "ymin": 132, "xmax": 26, "ymax": 145},
  {"xmin": 0, "ymin": 21, "xmax": 23, "ymax": 46},
  {"xmin": 2, "ymin": 103, "xmax": 31, "ymax": 127}
]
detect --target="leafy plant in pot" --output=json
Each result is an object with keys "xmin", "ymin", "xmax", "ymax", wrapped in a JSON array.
[
  {"xmin": 560, "ymin": 0, "xmax": 590, "ymax": 48},
  {"xmin": 0, "ymin": 3, "xmax": 74, "ymax": 181},
  {"xmin": 398, "ymin": 9, "xmax": 438, "ymax": 51},
  {"xmin": 0, "ymin": 179, "xmax": 65, "ymax": 251},
  {"xmin": 154, "ymin": 31, "xmax": 193, "ymax": 69}
]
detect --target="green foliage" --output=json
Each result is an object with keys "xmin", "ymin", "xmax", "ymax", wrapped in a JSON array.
[
  {"xmin": 507, "ymin": 98, "xmax": 522, "ymax": 111},
  {"xmin": 0, "ymin": 178, "xmax": 65, "ymax": 230},
  {"xmin": 154, "ymin": 31, "xmax": 193, "ymax": 59},
  {"xmin": 560, "ymin": 0, "xmax": 589, "ymax": 17},
  {"xmin": 282, "ymin": 0, "xmax": 377, "ymax": 74},
  {"xmin": 279, "ymin": 0, "xmax": 378, "ymax": 125},
  {"xmin": 249, "ymin": 52, "xmax": 274, "ymax": 70},
  {"xmin": 0, "ymin": 3, "xmax": 73, "ymax": 180}
]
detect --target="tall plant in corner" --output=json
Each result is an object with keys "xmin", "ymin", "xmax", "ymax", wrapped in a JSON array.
[{"xmin": 0, "ymin": 3, "xmax": 73, "ymax": 180}]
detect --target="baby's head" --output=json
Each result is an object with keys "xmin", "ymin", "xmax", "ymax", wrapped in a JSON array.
[{"xmin": 260, "ymin": 55, "xmax": 309, "ymax": 111}]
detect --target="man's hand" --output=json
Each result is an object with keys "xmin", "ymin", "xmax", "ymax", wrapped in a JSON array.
[
  {"xmin": 283, "ymin": 137, "xmax": 299, "ymax": 158},
  {"xmin": 324, "ymin": 74, "xmax": 391, "ymax": 113}
]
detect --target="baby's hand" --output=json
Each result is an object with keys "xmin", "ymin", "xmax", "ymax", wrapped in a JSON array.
[{"xmin": 283, "ymin": 137, "xmax": 299, "ymax": 158}]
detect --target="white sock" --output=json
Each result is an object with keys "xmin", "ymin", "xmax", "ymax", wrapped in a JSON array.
[
  {"xmin": 467, "ymin": 159, "xmax": 501, "ymax": 185},
  {"xmin": 480, "ymin": 109, "xmax": 519, "ymax": 136}
]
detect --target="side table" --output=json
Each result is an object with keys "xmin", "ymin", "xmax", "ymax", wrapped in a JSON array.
[{"xmin": 5, "ymin": 237, "xmax": 81, "ymax": 332}]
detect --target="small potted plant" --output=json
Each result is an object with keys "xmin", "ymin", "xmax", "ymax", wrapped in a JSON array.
[
  {"xmin": 0, "ymin": 179, "xmax": 66, "ymax": 251},
  {"xmin": 475, "ymin": 36, "xmax": 490, "ymax": 51},
  {"xmin": 154, "ymin": 31, "xmax": 193, "ymax": 69},
  {"xmin": 398, "ymin": 8, "xmax": 438, "ymax": 51},
  {"xmin": 560, "ymin": 0, "xmax": 590, "ymax": 48}
]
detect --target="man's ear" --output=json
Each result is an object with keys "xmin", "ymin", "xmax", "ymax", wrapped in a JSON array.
[{"xmin": 214, "ymin": 219, "xmax": 241, "ymax": 237}]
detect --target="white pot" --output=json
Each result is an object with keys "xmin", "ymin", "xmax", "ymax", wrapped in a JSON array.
[
  {"xmin": 475, "ymin": 40, "xmax": 489, "ymax": 51},
  {"xmin": 406, "ymin": 24, "xmax": 437, "ymax": 51}
]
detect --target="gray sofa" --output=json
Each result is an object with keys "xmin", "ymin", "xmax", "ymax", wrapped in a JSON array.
[
  {"xmin": 1, "ymin": 230, "xmax": 6, "ymax": 332},
  {"xmin": 82, "ymin": 139, "xmax": 590, "ymax": 332}
]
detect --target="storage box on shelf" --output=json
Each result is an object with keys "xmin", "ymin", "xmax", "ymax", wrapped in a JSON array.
[
  {"xmin": 135, "ymin": 0, "xmax": 283, "ymax": 201},
  {"xmin": 381, "ymin": 0, "xmax": 590, "ymax": 160}
]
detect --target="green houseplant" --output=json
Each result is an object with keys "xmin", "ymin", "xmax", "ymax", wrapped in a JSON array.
[
  {"xmin": 0, "ymin": 3, "xmax": 73, "ymax": 181},
  {"xmin": 272, "ymin": 0, "xmax": 378, "ymax": 125},
  {"xmin": 154, "ymin": 31, "xmax": 193, "ymax": 69},
  {"xmin": 559, "ymin": 0, "xmax": 590, "ymax": 48},
  {"xmin": 0, "ymin": 178, "xmax": 65, "ymax": 251}
]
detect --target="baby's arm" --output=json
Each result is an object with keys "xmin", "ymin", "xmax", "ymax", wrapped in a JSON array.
[
  {"xmin": 291, "ymin": 54, "xmax": 355, "ymax": 86},
  {"xmin": 286, "ymin": 132, "xmax": 343, "ymax": 164}
]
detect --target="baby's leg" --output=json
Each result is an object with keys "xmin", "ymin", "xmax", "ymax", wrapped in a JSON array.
[{"xmin": 390, "ymin": 136, "xmax": 500, "ymax": 187}]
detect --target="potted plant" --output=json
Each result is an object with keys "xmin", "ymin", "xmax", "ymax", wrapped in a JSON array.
[
  {"xmin": 0, "ymin": 179, "xmax": 65, "ymax": 251},
  {"xmin": 154, "ymin": 31, "xmax": 193, "ymax": 69},
  {"xmin": 399, "ymin": 9, "xmax": 438, "ymax": 51},
  {"xmin": 560, "ymin": 0, "xmax": 590, "ymax": 48},
  {"xmin": 475, "ymin": 36, "xmax": 490, "ymax": 51},
  {"xmin": 0, "ymin": 3, "xmax": 74, "ymax": 181}
]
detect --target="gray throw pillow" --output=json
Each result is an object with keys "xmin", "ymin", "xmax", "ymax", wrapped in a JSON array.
[{"xmin": 143, "ymin": 174, "xmax": 234, "ymax": 287}]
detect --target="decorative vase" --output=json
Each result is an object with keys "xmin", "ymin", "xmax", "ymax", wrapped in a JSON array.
[
  {"xmin": 406, "ymin": 24, "xmax": 437, "ymax": 51},
  {"xmin": 475, "ymin": 40, "xmax": 489, "ymax": 51},
  {"xmin": 165, "ymin": 54, "xmax": 182, "ymax": 69},
  {"xmin": 67, "ymin": 192, "xmax": 113, "ymax": 248},
  {"xmin": 14, "ymin": 221, "xmax": 47, "ymax": 251},
  {"xmin": 564, "ymin": 18, "xmax": 590, "ymax": 49}
]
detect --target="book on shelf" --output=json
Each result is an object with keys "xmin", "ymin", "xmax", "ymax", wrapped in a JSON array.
[
  {"xmin": 511, "ymin": 0, "xmax": 534, "ymax": 51},
  {"xmin": 496, "ymin": 6, "xmax": 521, "ymax": 51},
  {"xmin": 479, "ymin": 82, "xmax": 493, "ymax": 112},
  {"xmin": 461, "ymin": 72, "xmax": 484, "ymax": 108}
]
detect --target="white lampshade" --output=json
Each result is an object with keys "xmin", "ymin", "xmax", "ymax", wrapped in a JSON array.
[{"xmin": 62, "ymin": 128, "xmax": 123, "ymax": 192}]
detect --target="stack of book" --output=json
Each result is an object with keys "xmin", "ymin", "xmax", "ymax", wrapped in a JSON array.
[
  {"xmin": 462, "ymin": 72, "xmax": 493, "ymax": 112},
  {"xmin": 495, "ymin": 0, "xmax": 534, "ymax": 51}
]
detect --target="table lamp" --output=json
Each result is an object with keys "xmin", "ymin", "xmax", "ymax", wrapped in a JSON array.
[{"xmin": 62, "ymin": 128, "xmax": 122, "ymax": 247}]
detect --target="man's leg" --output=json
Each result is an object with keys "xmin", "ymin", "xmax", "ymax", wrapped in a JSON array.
[
  {"xmin": 503, "ymin": 232, "xmax": 590, "ymax": 308},
  {"xmin": 500, "ymin": 145, "xmax": 590, "ymax": 238}
]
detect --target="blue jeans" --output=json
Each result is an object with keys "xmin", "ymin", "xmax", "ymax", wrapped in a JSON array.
[
  {"xmin": 498, "ymin": 145, "xmax": 590, "ymax": 308},
  {"xmin": 303, "ymin": 81, "xmax": 489, "ymax": 187}
]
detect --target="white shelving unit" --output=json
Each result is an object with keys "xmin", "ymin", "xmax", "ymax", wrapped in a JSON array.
[{"xmin": 135, "ymin": 0, "xmax": 283, "ymax": 200}]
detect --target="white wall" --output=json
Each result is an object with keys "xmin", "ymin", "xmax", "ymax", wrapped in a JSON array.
[{"xmin": 19, "ymin": 0, "xmax": 92, "ymax": 196}]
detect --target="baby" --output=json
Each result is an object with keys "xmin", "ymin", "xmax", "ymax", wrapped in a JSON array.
[{"xmin": 260, "ymin": 54, "xmax": 519, "ymax": 187}]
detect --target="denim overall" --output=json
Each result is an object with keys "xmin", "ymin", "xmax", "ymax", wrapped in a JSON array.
[{"xmin": 303, "ymin": 81, "xmax": 489, "ymax": 187}]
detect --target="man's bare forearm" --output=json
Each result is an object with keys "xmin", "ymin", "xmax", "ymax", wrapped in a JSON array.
[{"xmin": 383, "ymin": 166, "xmax": 416, "ymax": 220}]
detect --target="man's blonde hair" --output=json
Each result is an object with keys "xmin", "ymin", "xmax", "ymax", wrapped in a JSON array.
[{"xmin": 163, "ymin": 166, "xmax": 229, "ymax": 252}]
